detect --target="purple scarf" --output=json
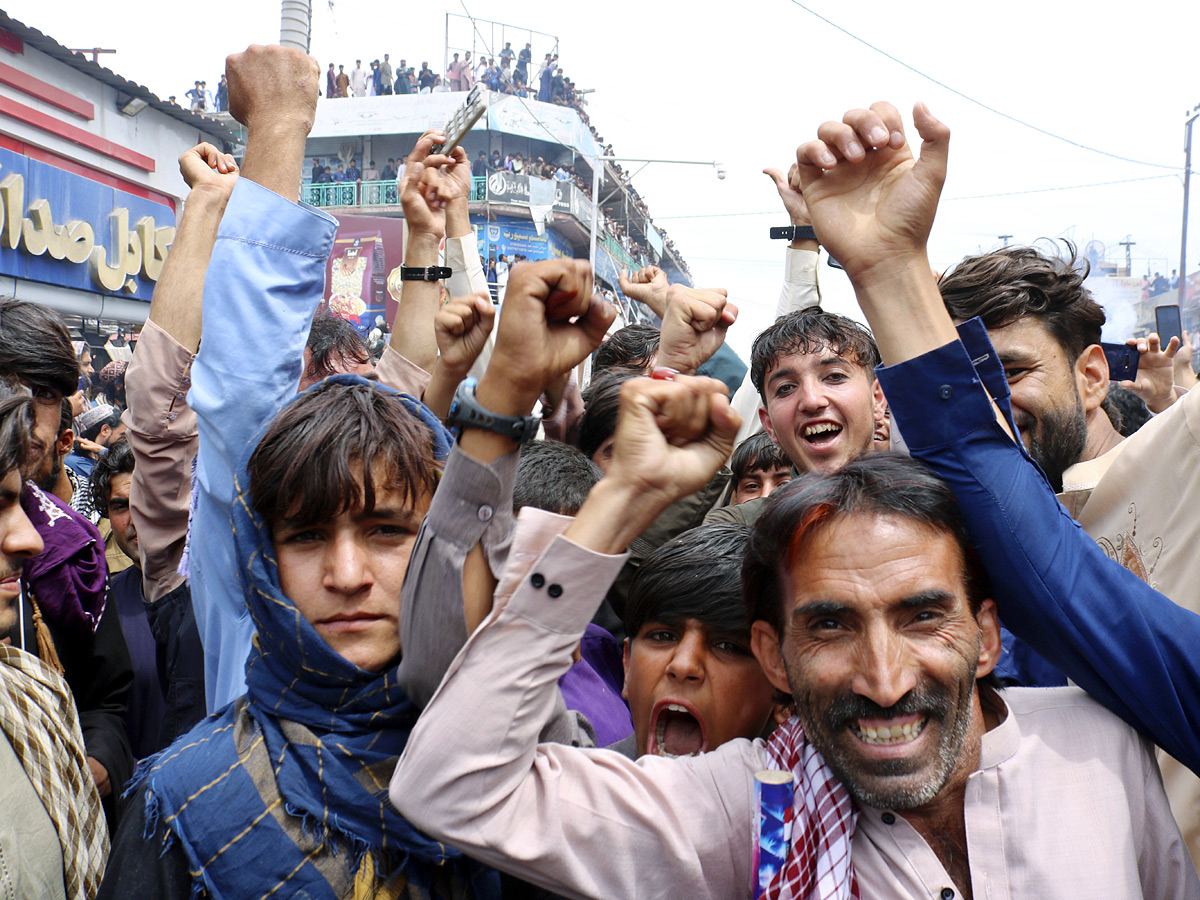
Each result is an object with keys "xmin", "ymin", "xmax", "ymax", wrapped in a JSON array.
[{"xmin": 20, "ymin": 482, "xmax": 107, "ymax": 636}]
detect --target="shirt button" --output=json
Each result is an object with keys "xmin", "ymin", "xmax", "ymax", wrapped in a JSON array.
[
  {"xmin": 881, "ymin": 812, "xmax": 896, "ymax": 825},
  {"xmin": 477, "ymin": 504, "xmax": 493, "ymax": 521},
  {"xmin": 940, "ymin": 889, "xmax": 955, "ymax": 900},
  {"xmin": 531, "ymin": 573, "xmax": 545, "ymax": 589},
  {"xmin": 938, "ymin": 384, "xmax": 953, "ymax": 400},
  {"xmin": 547, "ymin": 583, "xmax": 563, "ymax": 598}
]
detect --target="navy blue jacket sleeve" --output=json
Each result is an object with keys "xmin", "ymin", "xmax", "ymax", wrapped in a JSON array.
[
  {"xmin": 877, "ymin": 321, "xmax": 1200, "ymax": 774},
  {"xmin": 695, "ymin": 343, "xmax": 748, "ymax": 399}
]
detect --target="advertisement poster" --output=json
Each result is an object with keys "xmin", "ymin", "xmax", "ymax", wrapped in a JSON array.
[{"xmin": 321, "ymin": 214, "xmax": 407, "ymax": 335}]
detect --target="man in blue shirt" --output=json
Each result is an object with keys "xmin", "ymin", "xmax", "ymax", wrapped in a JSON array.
[{"xmin": 792, "ymin": 98, "xmax": 1200, "ymax": 776}]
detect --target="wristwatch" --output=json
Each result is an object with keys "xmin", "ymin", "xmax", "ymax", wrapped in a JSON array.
[
  {"xmin": 400, "ymin": 265, "xmax": 453, "ymax": 281},
  {"xmin": 447, "ymin": 377, "xmax": 541, "ymax": 443}
]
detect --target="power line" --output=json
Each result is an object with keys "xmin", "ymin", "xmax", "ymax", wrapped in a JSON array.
[
  {"xmin": 785, "ymin": 0, "xmax": 1180, "ymax": 172},
  {"xmin": 650, "ymin": 173, "xmax": 1188, "ymax": 221}
]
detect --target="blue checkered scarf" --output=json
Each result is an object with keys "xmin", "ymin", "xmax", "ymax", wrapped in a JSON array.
[{"xmin": 130, "ymin": 376, "xmax": 497, "ymax": 899}]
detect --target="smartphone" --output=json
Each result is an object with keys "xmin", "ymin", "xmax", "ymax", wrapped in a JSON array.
[
  {"xmin": 1154, "ymin": 304, "xmax": 1183, "ymax": 346},
  {"xmin": 1101, "ymin": 341, "xmax": 1139, "ymax": 382},
  {"xmin": 430, "ymin": 85, "xmax": 487, "ymax": 157}
]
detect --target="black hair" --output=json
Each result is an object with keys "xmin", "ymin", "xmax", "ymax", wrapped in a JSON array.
[
  {"xmin": 514, "ymin": 440, "xmax": 602, "ymax": 516},
  {"xmin": 578, "ymin": 368, "xmax": 641, "ymax": 461},
  {"xmin": 730, "ymin": 431, "xmax": 791, "ymax": 482},
  {"xmin": 625, "ymin": 523, "xmax": 751, "ymax": 641},
  {"xmin": 0, "ymin": 300, "xmax": 79, "ymax": 399},
  {"xmin": 749, "ymin": 306, "xmax": 880, "ymax": 400},
  {"xmin": 58, "ymin": 397, "xmax": 72, "ymax": 436},
  {"xmin": 305, "ymin": 314, "xmax": 370, "ymax": 382},
  {"xmin": 938, "ymin": 241, "xmax": 1104, "ymax": 362},
  {"xmin": 1105, "ymin": 384, "xmax": 1150, "ymax": 437},
  {"xmin": 90, "ymin": 439, "xmax": 135, "ymax": 518},
  {"xmin": 744, "ymin": 454, "xmax": 990, "ymax": 638},
  {"xmin": 593, "ymin": 324, "xmax": 659, "ymax": 374},
  {"xmin": 0, "ymin": 377, "xmax": 33, "ymax": 481}
]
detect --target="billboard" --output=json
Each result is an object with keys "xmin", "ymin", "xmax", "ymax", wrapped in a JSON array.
[
  {"xmin": 0, "ymin": 148, "xmax": 175, "ymax": 302},
  {"xmin": 320, "ymin": 214, "xmax": 407, "ymax": 336},
  {"xmin": 475, "ymin": 215, "xmax": 573, "ymax": 262}
]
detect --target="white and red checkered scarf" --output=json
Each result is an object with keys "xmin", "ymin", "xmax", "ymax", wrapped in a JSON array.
[{"xmin": 761, "ymin": 717, "xmax": 859, "ymax": 900}]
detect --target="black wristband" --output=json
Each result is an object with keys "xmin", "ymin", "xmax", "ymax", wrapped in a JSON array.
[
  {"xmin": 400, "ymin": 265, "xmax": 453, "ymax": 281},
  {"xmin": 768, "ymin": 225, "xmax": 817, "ymax": 242},
  {"xmin": 446, "ymin": 377, "xmax": 541, "ymax": 444}
]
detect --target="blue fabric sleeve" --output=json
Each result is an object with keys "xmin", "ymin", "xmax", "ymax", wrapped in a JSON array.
[
  {"xmin": 188, "ymin": 179, "xmax": 338, "ymax": 710},
  {"xmin": 878, "ymin": 327, "xmax": 1200, "ymax": 774},
  {"xmin": 695, "ymin": 343, "xmax": 748, "ymax": 399}
]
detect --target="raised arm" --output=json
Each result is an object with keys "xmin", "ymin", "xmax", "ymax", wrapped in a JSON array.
[
  {"xmin": 397, "ymin": 259, "xmax": 615, "ymax": 708},
  {"xmin": 797, "ymin": 100, "xmax": 1200, "ymax": 773},
  {"xmin": 188, "ymin": 46, "xmax": 334, "ymax": 710},
  {"xmin": 391, "ymin": 375, "xmax": 752, "ymax": 900},
  {"xmin": 125, "ymin": 143, "xmax": 236, "ymax": 602}
]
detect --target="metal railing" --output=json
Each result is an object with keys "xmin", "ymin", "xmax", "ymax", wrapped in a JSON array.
[{"xmin": 300, "ymin": 175, "xmax": 644, "ymax": 268}]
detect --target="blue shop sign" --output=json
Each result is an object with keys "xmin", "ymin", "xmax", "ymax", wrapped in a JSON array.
[
  {"xmin": 476, "ymin": 215, "xmax": 572, "ymax": 261},
  {"xmin": 0, "ymin": 148, "xmax": 175, "ymax": 301}
]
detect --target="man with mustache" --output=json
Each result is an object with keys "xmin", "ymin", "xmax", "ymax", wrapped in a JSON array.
[{"xmin": 392, "ymin": 379, "xmax": 1194, "ymax": 896}]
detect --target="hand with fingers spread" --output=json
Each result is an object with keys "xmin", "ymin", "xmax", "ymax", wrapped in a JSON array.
[
  {"xmin": 794, "ymin": 101, "xmax": 958, "ymax": 366},
  {"xmin": 566, "ymin": 375, "xmax": 742, "ymax": 554},
  {"xmin": 618, "ymin": 265, "xmax": 670, "ymax": 317},
  {"xmin": 795, "ymin": 101, "xmax": 948, "ymax": 287},
  {"xmin": 656, "ymin": 285, "xmax": 738, "ymax": 375},
  {"xmin": 435, "ymin": 292, "xmax": 496, "ymax": 380},
  {"xmin": 1122, "ymin": 332, "xmax": 1182, "ymax": 413},
  {"xmin": 178, "ymin": 142, "xmax": 239, "ymax": 200}
]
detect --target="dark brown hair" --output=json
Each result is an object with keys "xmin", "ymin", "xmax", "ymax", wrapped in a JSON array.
[
  {"xmin": 248, "ymin": 380, "xmax": 439, "ymax": 531},
  {"xmin": 938, "ymin": 241, "xmax": 1103, "ymax": 362},
  {"xmin": 749, "ymin": 306, "xmax": 880, "ymax": 400}
]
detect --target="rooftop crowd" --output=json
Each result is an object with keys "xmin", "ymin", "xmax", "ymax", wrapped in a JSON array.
[{"xmin": 4, "ymin": 44, "xmax": 1200, "ymax": 900}]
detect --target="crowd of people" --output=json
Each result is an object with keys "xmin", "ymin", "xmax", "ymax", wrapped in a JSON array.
[{"xmin": 4, "ymin": 45, "xmax": 1200, "ymax": 900}]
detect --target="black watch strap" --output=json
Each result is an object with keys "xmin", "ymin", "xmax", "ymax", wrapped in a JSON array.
[
  {"xmin": 447, "ymin": 377, "xmax": 541, "ymax": 443},
  {"xmin": 768, "ymin": 225, "xmax": 817, "ymax": 242},
  {"xmin": 400, "ymin": 265, "xmax": 453, "ymax": 281}
]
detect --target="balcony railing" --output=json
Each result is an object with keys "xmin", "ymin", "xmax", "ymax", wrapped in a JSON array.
[{"xmin": 299, "ymin": 175, "xmax": 645, "ymax": 269}]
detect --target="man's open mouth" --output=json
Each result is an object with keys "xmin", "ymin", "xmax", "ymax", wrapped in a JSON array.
[
  {"xmin": 851, "ymin": 715, "xmax": 927, "ymax": 746},
  {"xmin": 802, "ymin": 422, "xmax": 842, "ymax": 446},
  {"xmin": 649, "ymin": 701, "xmax": 707, "ymax": 758}
]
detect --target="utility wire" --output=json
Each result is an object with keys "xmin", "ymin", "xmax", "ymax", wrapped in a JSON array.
[
  {"xmin": 785, "ymin": 0, "xmax": 1180, "ymax": 171},
  {"xmin": 651, "ymin": 172, "xmax": 1186, "ymax": 221}
]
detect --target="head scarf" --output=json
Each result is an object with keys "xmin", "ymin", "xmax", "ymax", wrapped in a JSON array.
[
  {"xmin": 20, "ymin": 483, "xmax": 107, "ymax": 637},
  {"xmin": 0, "ymin": 644, "xmax": 108, "ymax": 899},
  {"xmin": 130, "ymin": 376, "xmax": 495, "ymax": 900}
]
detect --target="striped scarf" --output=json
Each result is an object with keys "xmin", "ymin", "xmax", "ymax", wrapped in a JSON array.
[
  {"xmin": 762, "ymin": 717, "xmax": 859, "ymax": 900},
  {"xmin": 0, "ymin": 643, "xmax": 108, "ymax": 899}
]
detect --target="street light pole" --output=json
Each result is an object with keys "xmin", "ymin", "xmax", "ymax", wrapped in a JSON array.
[{"xmin": 1180, "ymin": 103, "xmax": 1199, "ymax": 308}]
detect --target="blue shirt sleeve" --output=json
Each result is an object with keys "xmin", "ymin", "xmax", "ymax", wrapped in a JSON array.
[
  {"xmin": 877, "ymin": 322, "xmax": 1200, "ymax": 774},
  {"xmin": 695, "ymin": 343, "xmax": 748, "ymax": 399},
  {"xmin": 187, "ymin": 178, "xmax": 338, "ymax": 710}
]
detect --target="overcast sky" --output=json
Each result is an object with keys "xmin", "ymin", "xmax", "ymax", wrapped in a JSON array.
[{"xmin": 8, "ymin": 0, "xmax": 1198, "ymax": 356}]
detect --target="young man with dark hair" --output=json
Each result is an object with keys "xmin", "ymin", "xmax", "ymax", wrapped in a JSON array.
[
  {"xmin": 727, "ymin": 431, "xmax": 793, "ymax": 505},
  {"xmin": 616, "ymin": 522, "xmax": 778, "ymax": 761},
  {"xmin": 936, "ymin": 241, "xmax": 1200, "ymax": 862},
  {"xmin": 0, "ymin": 377, "xmax": 109, "ymax": 899},
  {"xmin": 0, "ymin": 305, "xmax": 134, "ymax": 816},
  {"xmin": 90, "ymin": 441, "xmax": 204, "ymax": 759}
]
